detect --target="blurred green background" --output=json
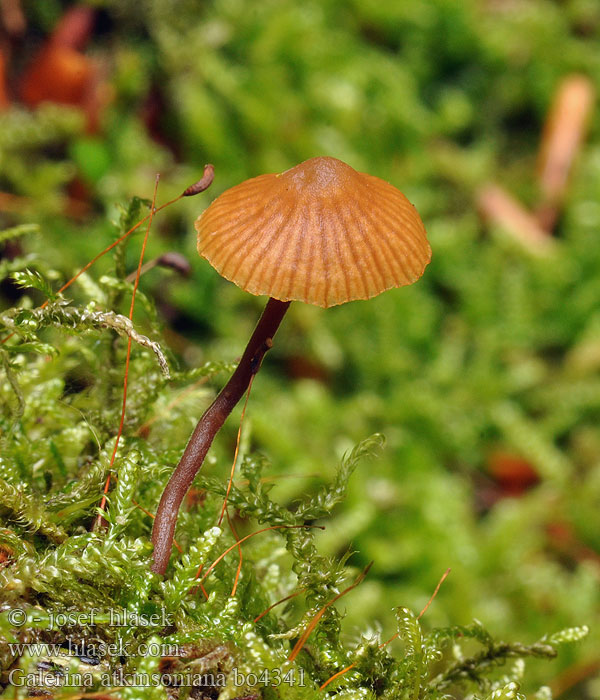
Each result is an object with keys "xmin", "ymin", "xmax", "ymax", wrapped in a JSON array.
[{"xmin": 1, "ymin": 0, "xmax": 599, "ymax": 696}]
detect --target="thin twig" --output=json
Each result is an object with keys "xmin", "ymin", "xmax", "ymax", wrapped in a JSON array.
[
  {"xmin": 536, "ymin": 74, "xmax": 595, "ymax": 231},
  {"xmin": 319, "ymin": 568, "xmax": 450, "ymax": 691},
  {"xmin": 477, "ymin": 184, "xmax": 557, "ymax": 256},
  {"xmin": 93, "ymin": 175, "xmax": 160, "ymax": 530},
  {"xmin": 218, "ymin": 375, "xmax": 254, "ymax": 527},
  {"xmin": 254, "ymin": 588, "xmax": 306, "ymax": 623},
  {"xmin": 289, "ymin": 562, "xmax": 373, "ymax": 662}
]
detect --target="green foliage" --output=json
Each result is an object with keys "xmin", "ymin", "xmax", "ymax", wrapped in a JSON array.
[
  {"xmin": 1, "ymin": 0, "xmax": 599, "ymax": 698},
  {"xmin": 0, "ymin": 222, "xmax": 587, "ymax": 700},
  {"xmin": 0, "ymin": 105, "xmax": 84, "ymax": 217},
  {"xmin": 11, "ymin": 270, "xmax": 57, "ymax": 302},
  {"xmin": 0, "ymin": 226, "xmax": 39, "ymax": 246},
  {"xmin": 0, "ymin": 228, "xmax": 588, "ymax": 697},
  {"xmin": 0, "ymin": 479, "xmax": 67, "ymax": 543}
]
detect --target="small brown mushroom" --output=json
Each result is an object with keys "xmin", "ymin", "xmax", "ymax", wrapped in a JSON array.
[
  {"xmin": 198, "ymin": 156, "xmax": 430, "ymax": 307},
  {"xmin": 151, "ymin": 156, "xmax": 431, "ymax": 574}
]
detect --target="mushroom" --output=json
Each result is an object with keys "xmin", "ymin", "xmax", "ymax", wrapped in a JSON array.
[{"xmin": 151, "ymin": 156, "xmax": 431, "ymax": 574}]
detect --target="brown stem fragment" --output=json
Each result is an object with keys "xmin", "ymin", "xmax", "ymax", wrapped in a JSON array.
[
  {"xmin": 182, "ymin": 164, "xmax": 215, "ymax": 197},
  {"xmin": 536, "ymin": 75, "xmax": 595, "ymax": 231},
  {"xmin": 124, "ymin": 251, "xmax": 191, "ymax": 282},
  {"xmin": 151, "ymin": 297, "xmax": 291, "ymax": 574},
  {"xmin": 477, "ymin": 184, "xmax": 557, "ymax": 257}
]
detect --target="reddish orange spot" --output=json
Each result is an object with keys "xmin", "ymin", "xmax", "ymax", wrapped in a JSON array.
[
  {"xmin": 19, "ymin": 7, "xmax": 107, "ymax": 132},
  {"xmin": 487, "ymin": 451, "xmax": 540, "ymax": 496},
  {"xmin": 185, "ymin": 488, "xmax": 207, "ymax": 510},
  {"xmin": 546, "ymin": 520, "xmax": 600, "ymax": 565},
  {"xmin": 21, "ymin": 45, "xmax": 93, "ymax": 107},
  {"xmin": 0, "ymin": 544, "xmax": 14, "ymax": 565},
  {"xmin": 0, "ymin": 51, "xmax": 10, "ymax": 109}
]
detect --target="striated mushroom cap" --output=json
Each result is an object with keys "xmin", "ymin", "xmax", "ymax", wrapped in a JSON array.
[{"xmin": 195, "ymin": 156, "xmax": 431, "ymax": 308}]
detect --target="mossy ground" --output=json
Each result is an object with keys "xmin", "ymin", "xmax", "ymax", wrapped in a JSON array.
[{"xmin": 1, "ymin": 1, "xmax": 599, "ymax": 698}]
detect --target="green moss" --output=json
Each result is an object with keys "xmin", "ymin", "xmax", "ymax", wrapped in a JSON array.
[
  {"xmin": 0, "ymin": 213, "xmax": 589, "ymax": 698},
  {"xmin": 1, "ymin": 0, "xmax": 599, "ymax": 696}
]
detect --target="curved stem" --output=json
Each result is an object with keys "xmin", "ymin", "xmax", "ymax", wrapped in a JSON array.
[{"xmin": 151, "ymin": 297, "xmax": 291, "ymax": 574}]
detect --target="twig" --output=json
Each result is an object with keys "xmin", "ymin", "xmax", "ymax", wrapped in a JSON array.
[
  {"xmin": 319, "ymin": 568, "xmax": 450, "ymax": 690},
  {"xmin": 93, "ymin": 175, "xmax": 160, "ymax": 531},
  {"xmin": 198, "ymin": 525, "xmax": 323, "ymax": 587},
  {"xmin": 254, "ymin": 588, "xmax": 306, "ymax": 623},
  {"xmin": 550, "ymin": 657, "xmax": 600, "ymax": 698},
  {"xmin": 218, "ymin": 376, "xmax": 254, "ymax": 527},
  {"xmin": 182, "ymin": 164, "xmax": 215, "ymax": 197},
  {"xmin": 536, "ymin": 74, "xmax": 595, "ymax": 231},
  {"xmin": 289, "ymin": 562, "xmax": 373, "ymax": 662},
  {"xmin": 124, "ymin": 252, "xmax": 191, "ymax": 283},
  {"xmin": 477, "ymin": 184, "xmax": 557, "ymax": 256}
]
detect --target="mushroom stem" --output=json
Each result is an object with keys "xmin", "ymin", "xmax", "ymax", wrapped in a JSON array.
[{"xmin": 151, "ymin": 296, "xmax": 291, "ymax": 574}]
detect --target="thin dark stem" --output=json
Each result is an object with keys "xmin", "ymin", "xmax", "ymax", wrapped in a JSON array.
[{"xmin": 151, "ymin": 297, "xmax": 291, "ymax": 574}]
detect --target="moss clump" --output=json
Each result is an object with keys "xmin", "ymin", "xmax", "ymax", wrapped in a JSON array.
[{"xmin": 0, "ymin": 211, "xmax": 588, "ymax": 700}]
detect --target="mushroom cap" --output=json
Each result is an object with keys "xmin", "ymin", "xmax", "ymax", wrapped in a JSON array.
[{"xmin": 195, "ymin": 156, "xmax": 431, "ymax": 308}]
